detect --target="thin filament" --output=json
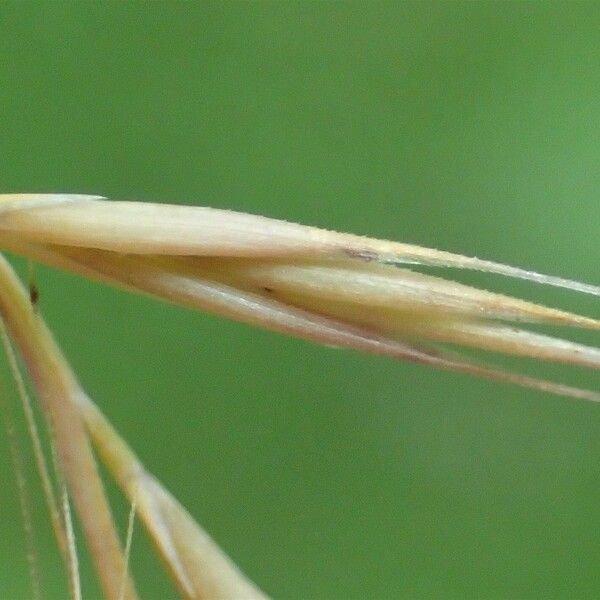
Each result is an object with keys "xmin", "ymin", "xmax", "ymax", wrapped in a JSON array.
[
  {"xmin": 49, "ymin": 438, "xmax": 82, "ymax": 600},
  {"xmin": 0, "ymin": 318, "xmax": 68, "ymax": 556},
  {"xmin": 61, "ymin": 481, "xmax": 82, "ymax": 600},
  {"xmin": 118, "ymin": 493, "xmax": 138, "ymax": 600},
  {"xmin": 0, "ymin": 322, "xmax": 41, "ymax": 600}
]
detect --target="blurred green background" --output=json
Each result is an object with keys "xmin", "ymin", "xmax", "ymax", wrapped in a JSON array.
[{"xmin": 0, "ymin": 2, "xmax": 599, "ymax": 598}]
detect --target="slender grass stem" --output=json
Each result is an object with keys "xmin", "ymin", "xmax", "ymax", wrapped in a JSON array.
[
  {"xmin": 0, "ymin": 331, "xmax": 41, "ymax": 600},
  {"xmin": 0, "ymin": 252, "xmax": 265, "ymax": 599},
  {"xmin": 0, "ymin": 318, "xmax": 68, "ymax": 562},
  {"xmin": 118, "ymin": 494, "xmax": 137, "ymax": 600},
  {"xmin": 0, "ymin": 255, "xmax": 138, "ymax": 600}
]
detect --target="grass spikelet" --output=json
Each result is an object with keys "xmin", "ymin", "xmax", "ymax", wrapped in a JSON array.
[
  {"xmin": 0, "ymin": 193, "xmax": 596, "ymax": 401},
  {"xmin": 0, "ymin": 193, "xmax": 597, "ymax": 598}
]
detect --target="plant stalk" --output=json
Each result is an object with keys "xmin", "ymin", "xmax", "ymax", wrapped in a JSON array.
[{"xmin": 0, "ymin": 255, "xmax": 138, "ymax": 600}]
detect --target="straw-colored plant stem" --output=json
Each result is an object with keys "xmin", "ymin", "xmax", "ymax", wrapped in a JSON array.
[
  {"xmin": 0, "ymin": 254, "xmax": 265, "ymax": 598},
  {"xmin": 0, "ymin": 256, "xmax": 139, "ymax": 600},
  {"xmin": 0, "ymin": 333, "xmax": 41, "ymax": 600},
  {"xmin": 80, "ymin": 398, "xmax": 265, "ymax": 599}
]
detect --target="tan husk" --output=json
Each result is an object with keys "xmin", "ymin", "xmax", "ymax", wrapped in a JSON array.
[
  {"xmin": 0, "ymin": 194, "xmax": 597, "ymax": 401},
  {"xmin": 0, "ymin": 194, "xmax": 598, "ymax": 296}
]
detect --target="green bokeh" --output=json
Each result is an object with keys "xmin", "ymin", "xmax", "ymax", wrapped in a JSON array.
[{"xmin": 0, "ymin": 2, "xmax": 599, "ymax": 598}]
